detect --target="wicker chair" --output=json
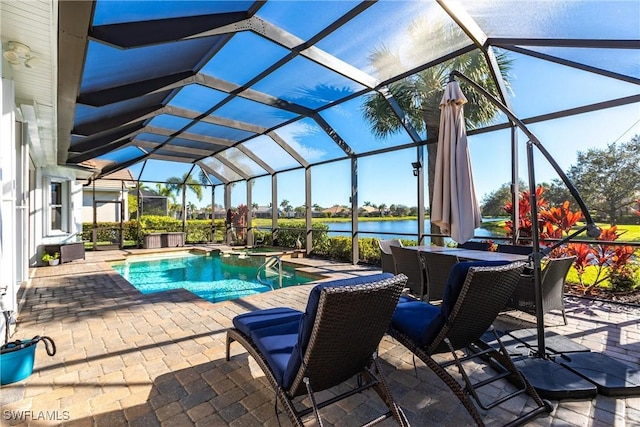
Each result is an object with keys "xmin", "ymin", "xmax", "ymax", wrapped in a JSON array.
[
  {"xmin": 389, "ymin": 261, "xmax": 552, "ymax": 426},
  {"xmin": 419, "ymin": 251, "xmax": 460, "ymax": 302},
  {"xmin": 378, "ymin": 239, "xmax": 403, "ymax": 274},
  {"xmin": 508, "ymin": 256, "xmax": 576, "ymax": 325},
  {"xmin": 226, "ymin": 273, "xmax": 410, "ymax": 427},
  {"xmin": 391, "ymin": 245, "xmax": 425, "ymax": 298}
]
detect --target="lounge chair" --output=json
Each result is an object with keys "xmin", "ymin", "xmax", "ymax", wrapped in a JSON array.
[
  {"xmin": 378, "ymin": 239, "xmax": 403, "ymax": 274},
  {"xmin": 507, "ymin": 256, "xmax": 576, "ymax": 325},
  {"xmin": 391, "ymin": 245, "xmax": 425, "ymax": 299},
  {"xmin": 226, "ymin": 273, "xmax": 410, "ymax": 427},
  {"xmin": 389, "ymin": 261, "xmax": 552, "ymax": 426},
  {"xmin": 418, "ymin": 251, "xmax": 460, "ymax": 302}
]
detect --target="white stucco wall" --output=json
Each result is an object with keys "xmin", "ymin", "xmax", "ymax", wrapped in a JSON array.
[{"xmin": 1, "ymin": 78, "xmax": 17, "ymax": 341}]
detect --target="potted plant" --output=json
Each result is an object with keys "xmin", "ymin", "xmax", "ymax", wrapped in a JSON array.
[{"xmin": 42, "ymin": 252, "xmax": 60, "ymax": 266}]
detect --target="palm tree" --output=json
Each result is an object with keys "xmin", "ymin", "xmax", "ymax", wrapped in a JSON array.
[
  {"xmin": 166, "ymin": 173, "xmax": 204, "ymax": 220},
  {"xmin": 186, "ymin": 202, "xmax": 198, "ymax": 219},
  {"xmin": 362, "ymin": 18, "xmax": 513, "ymax": 243},
  {"xmin": 280, "ymin": 199, "xmax": 291, "ymax": 218}
]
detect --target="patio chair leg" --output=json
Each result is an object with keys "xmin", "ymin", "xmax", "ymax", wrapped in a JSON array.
[
  {"xmin": 562, "ymin": 309, "xmax": 568, "ymax": 325},
  {"xmin": 225, "ymin": 334, "xmax": 234, "ymax": 361},
  {"xmin": 367, "ymin": 356, "xmax": 411, "ymax": 427},
  {"xmin": 304, "ymin": 377, "xmax": 324, "ymax": 427}
]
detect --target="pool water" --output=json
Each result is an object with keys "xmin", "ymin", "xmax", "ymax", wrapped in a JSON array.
[{"xmin": 110, "ymin": 252, "xmax": 313, "ymax": 303}]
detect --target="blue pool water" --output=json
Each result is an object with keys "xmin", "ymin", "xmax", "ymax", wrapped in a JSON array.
[{"xmin": 110, "ymin": 252, "xmax": 313, "ymax": 303}]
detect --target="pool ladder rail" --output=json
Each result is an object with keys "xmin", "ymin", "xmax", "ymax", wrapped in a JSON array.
[{"xmin": 257, "ymin": 255, "xmax": 284, "ymax": 290}]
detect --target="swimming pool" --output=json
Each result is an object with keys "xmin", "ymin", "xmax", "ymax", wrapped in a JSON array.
[{"xmin": 110, "ymin": 252, "xmax": 314, "ymax": 303}]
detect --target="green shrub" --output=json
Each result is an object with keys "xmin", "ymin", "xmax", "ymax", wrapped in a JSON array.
[
  {"xmin": 83, "ymin": 216, "xmax": 225, "ymax": 247},
  {"xmin": 358, "ymin": 237, "xmax": 381, "ymax": 264},
  {"xmin": 273, "ymin": 221, "xmax": 329, "ymax": 250},
  {"xmin": 82, "ymin": 220, "xmax": 140, "ymax": 244}
]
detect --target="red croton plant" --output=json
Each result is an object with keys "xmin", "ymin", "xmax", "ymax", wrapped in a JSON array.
[{"xmin": 504, "ymin": 186, "xmax": 639, "ymax": 293}]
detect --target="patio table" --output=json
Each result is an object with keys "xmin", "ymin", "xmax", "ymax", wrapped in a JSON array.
[{"xmin": 406, "ymin": 246, "xmax": 528, "ymax": 262}]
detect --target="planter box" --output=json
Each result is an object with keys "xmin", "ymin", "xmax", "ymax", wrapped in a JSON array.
[
  {"xmin": 44, "ymin": 242, "xmax": 85, "ymax": 264},
  {"xmin": 143, "ymin": 232, "xmax": 185, "ymax": 249}
]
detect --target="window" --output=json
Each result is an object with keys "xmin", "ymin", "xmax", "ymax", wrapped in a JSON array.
[{"xmin": 48, "ymin": 179, "xmax": 69, "ymax": 234}]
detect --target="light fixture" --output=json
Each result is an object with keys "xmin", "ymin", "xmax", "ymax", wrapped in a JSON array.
[
  {"xmin": 411, "ymin": 161, "xmax": 422, "ymax": 177},
  {"xmin": 3, "ymin": 41, "xmax": 37, "ymax": 70}
]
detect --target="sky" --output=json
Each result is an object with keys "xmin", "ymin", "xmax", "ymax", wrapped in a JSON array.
[
  {"xmin": 129, "ymin": 53, "xmax": 639, "ymax": 211},
  {"xmin": 123, "ymin": 1, "xmax": 640, "ymax": 212}
]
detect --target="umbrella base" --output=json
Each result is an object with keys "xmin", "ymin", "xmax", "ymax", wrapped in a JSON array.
[
  {"xmin": 559, "ymin": 352, "xmax": 640, "ymax": 397},
  {"xmin": 513, "ymin": 356, "xmax": 597, "ymax": 400},
  {"xmin": 508, "ymin": 328, "xmax": 591, "ymax": 355},
  {"xmin": 480, "ymin": 328, "xmax": 640, "ymax": 399}
]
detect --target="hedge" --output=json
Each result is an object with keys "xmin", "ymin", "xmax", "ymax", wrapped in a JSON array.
[{"xmin": 82, "ymin": 216, "xmax": 397, "ymax": 266}]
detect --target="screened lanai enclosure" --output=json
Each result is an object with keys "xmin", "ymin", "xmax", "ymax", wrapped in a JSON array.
[{"xmin": 59, "ymin": 0, "xmax": 640, "ymax": 261}]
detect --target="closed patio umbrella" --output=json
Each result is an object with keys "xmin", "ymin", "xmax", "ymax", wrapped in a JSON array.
[{"xmin": 431, "ymin": 80, "xmax": 481, "ymax": 244}]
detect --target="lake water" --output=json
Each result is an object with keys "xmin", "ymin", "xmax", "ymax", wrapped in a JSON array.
[{"xmin": 323, "ymin": 219, "xmax": 495, "ymax": 242}]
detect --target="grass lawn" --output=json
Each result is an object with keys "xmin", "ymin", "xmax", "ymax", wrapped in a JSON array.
[
  {"xmin": 565, "ymin": 265, "xmax": 640, "ymax": 290},
  {"xmin": 480, "ymin": 218, "xmax": 640, "ymax": 243}
]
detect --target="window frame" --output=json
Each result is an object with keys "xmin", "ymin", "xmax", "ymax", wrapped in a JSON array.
[{"xmin": 46, "ymin": 177, "xmax": 70, "ymax": 235}]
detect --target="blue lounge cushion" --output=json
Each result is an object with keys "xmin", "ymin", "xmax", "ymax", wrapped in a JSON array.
[
  {"xmin": 391, "ymin": 301, "xmax": 440, "ymax": 344},
  {"xmin": 250, "ymin": 320, "xmax": 301, "ymax": 386},
  {"xmin": 232, "ymin": 307, "xmax": 303, "ymax": 337},
  {"xmin": 282, "ymin": 273, "xmax": 394, "ymax": 389},
  {"xmin": 393, "ymin": 261, "xmax": 511, "ymax": 347}
]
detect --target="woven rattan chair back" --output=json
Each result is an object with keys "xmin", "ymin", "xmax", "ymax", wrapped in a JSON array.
[
  {"xmin": 419, "ymin": 251, "xmax": 460, "ymax": 302},
  {"xmin": 512, "ymin": 256, "xmax": 576, "ymax": 324},
  {"xmin": 540, "ymin": 256, "xmax": 575, "ymax": 316},
  {"xmin": 288, "ymin": 277, "xmax": 405, "ymax": 396},
  {"xmin": 378, "ymin": 239, "xmax": 403, "ymax": 274},
  {"xmin": 428, "ymin": 262, "xmax": 525, "ymax": 354},
  {"xmin": 391, "ymin": 245, "xmax": 425, "ymax": 298}
]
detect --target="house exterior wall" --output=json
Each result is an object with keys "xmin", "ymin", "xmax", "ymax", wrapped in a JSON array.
[
  {"xmin": 1, "ymin": 78, "xmax": 18, "ymax": 336},
  {"xmin": 0, "ymin": 78, "xmax": 87, "ymax": 343}
]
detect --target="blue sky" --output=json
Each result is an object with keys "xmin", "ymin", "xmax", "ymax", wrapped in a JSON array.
[
  {"xmin": 123, "ymin": 1, "xmax": 640, "ymax": 212},
  {"xmin": 129, "ymin": 53, "xmax": 639, "ymax": 211}
]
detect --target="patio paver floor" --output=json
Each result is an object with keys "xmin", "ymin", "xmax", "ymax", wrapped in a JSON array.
[{"xmin": 1, "ymin": 246, "xmax": 639, "ymax": 426}]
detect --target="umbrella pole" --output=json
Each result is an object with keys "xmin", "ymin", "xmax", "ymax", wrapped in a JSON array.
[{"xmin": 526, "ymin": 141, "xmax": 546, "ymax": 358}]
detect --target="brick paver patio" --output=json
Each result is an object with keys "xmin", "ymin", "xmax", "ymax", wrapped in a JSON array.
[{"xmin": 1, "ymin": 247, "xmax": 639, "ymax": 426}]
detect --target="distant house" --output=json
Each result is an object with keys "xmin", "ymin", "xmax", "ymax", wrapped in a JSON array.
[
  {"xmin": 322, "ymin": 205, "xmax": 350, "ymax": 217},
  {"xmin": 359, "ymin": 206, "xmax": 378, "ymax": 216},
  {"xmin": 80, "ymin": 160, "xmax": 135, "ymax": 223},
  {"xmin": 196, "ymin": 206, "xmax": 234, "ymax": 220},
  {"xmin": 252, "ymin": 205, "xmax": 272, "ymax": 219}
]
